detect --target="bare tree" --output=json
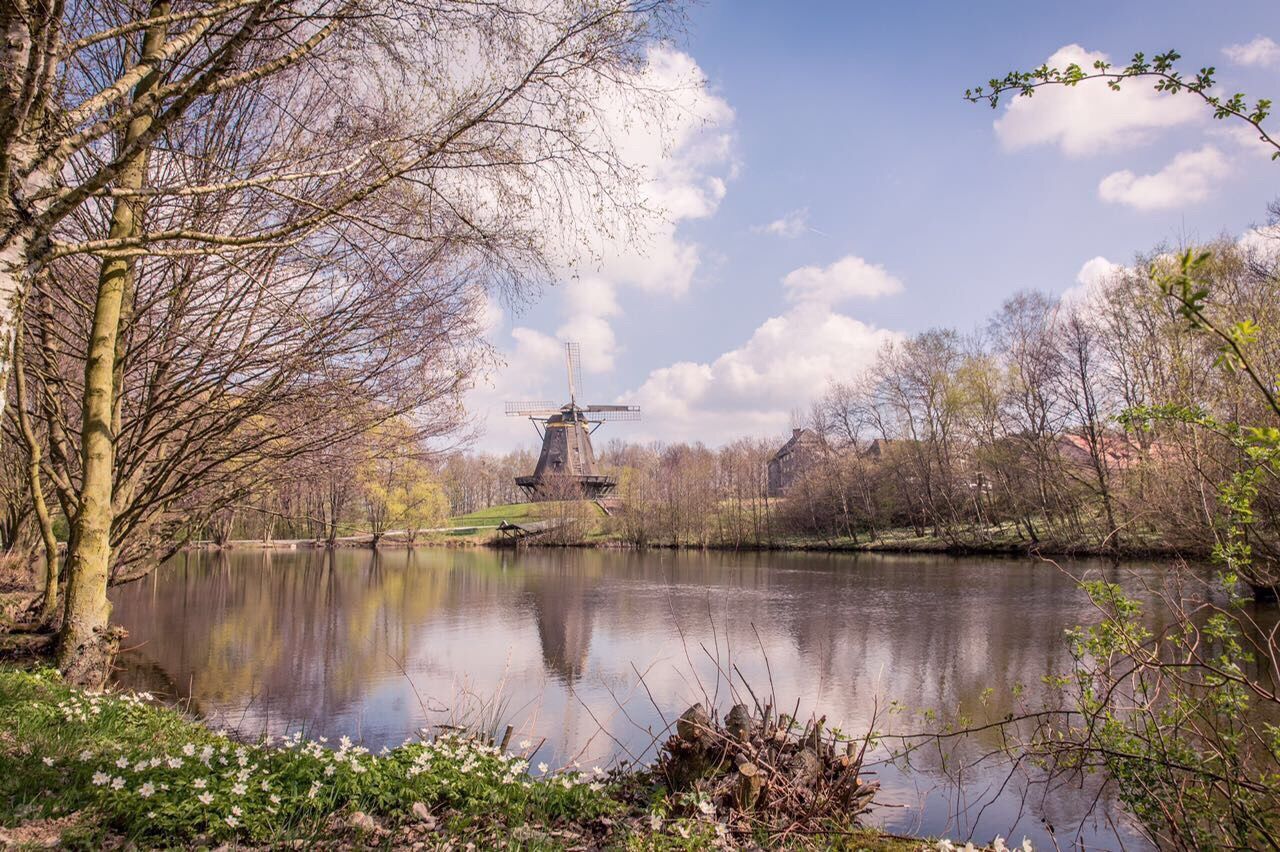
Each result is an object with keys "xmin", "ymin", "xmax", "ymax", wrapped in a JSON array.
[{"xmin": 3, "ymin": 0, "xmax": 691, "ymax": 682}]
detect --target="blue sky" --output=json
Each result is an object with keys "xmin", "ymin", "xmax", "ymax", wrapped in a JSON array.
[{"xmin": 469, "ymin": 0, "xmax": 1280, "ymax": 451}]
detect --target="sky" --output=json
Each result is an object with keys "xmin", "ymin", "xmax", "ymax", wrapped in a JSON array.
[{"xmin": 466, "ymin": 0, "xmax": 1280, "ymax": 453}]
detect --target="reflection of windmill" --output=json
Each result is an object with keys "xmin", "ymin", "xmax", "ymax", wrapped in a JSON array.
[{"xmin": 506, "ymin": 342, "xmax": 639, "ymax": 500}]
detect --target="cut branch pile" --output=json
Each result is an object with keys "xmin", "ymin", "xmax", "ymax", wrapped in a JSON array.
[{"xmin": 656, "ymin": 701, "xmax": 880, "ymax": 833}]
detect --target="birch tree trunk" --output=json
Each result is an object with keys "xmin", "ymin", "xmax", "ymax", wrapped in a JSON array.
[
  {"xmin": 56, "ymin": 3, "xmax": 168, "ymax": 686},
  {"xmin": 0, "ymin": 0, "xmax": 60, "ymax": 437}
]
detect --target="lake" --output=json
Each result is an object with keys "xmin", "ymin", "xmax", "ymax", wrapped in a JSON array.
[{"xmin": 109, "ymin": 547, "xmax": 1222, "ymax": 849}]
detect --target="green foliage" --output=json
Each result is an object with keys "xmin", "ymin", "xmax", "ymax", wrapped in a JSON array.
[
  {"xmin": 966, "ymin": 45, "xmax": 1280, "ymax": 847},
  {"xmin": 966, "ymin": 50, "xmax": 1279, "ymax": 160},
  {"xmin": 1117, "ymin": 248, "xmax": 1280, "ymax": 596},
  {"xmin": 1048, "ymin": 583, "xmax": 1280, "ymax": 848},
  {"xmin": 0, "ymin": 668, "xmax": 613, "ymax": 845}
]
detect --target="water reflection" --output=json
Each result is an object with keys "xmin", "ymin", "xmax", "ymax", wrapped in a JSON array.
[{"xmin": 112, "ymin": 547, "xmax": 1206, "ymax": 848}]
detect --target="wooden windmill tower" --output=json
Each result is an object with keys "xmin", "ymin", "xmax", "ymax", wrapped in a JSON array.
[{"xmin": 506, "ymin": 342, "xmax": 640, "ymax": 500}]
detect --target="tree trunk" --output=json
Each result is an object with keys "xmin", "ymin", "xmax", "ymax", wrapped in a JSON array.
[
  {"xmin": 57, "ymin": 2, "xmax": 168, "ymax": 685},
  {"xmin": 0, "ymin": 234, "xmax": 26, "ymax": 424},
  {"xmin": 13, "ymin": 315, "xmax": 59, "ymax": 626}
]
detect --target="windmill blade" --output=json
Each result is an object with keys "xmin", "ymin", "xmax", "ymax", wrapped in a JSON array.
[
  {"xmin": 585, "ymin": 405, "xmax": 640, "ymax": 421},
  {"xmin": 565, "ymin": 341, "xmax": 583, "ymax": 404},
  {"xmin": 505, "ymin": 401, "xmax": 558, "ymax": 417}
]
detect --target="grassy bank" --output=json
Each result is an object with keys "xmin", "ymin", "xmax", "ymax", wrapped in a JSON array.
[
  {"xmin": 452, "ymin": 502, "xmax": 1185, "ymax": 560},
  {"xmin": 0, "ymin": 667, "xmax": 924, "ymax": 850},
  {"xmin": 431, "ymin": 500, "xmax": 1188, "ymax": 561}
]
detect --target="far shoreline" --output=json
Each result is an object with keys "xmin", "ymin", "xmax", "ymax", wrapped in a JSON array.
[{"xmin": 182, "ymin": 535, "xmax": 1198, "ymax": 562}]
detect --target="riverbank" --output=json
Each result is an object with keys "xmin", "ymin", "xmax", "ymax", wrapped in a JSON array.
[
  {"xmin": 0, "ymin": 666, "xmax": 929, "ymax": 850},
  {"xmin": 548, "ymin": 532, "xmax": 1188, "ymax": 561},
  {"xmin": 192, "ymin": 528, "xmax": 1192, "ymax": 562}
]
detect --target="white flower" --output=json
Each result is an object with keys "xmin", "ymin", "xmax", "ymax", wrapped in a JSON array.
[
  {"xmin": 560, "ymin": 777, "xmax": 572, "ymax": 789},
  {"xmin": 592, "ymin": 765, "xmax": 604, "ymax": 777},
  {"xmin": 198, "ymin": 792, "xmax": 213, "ymax": 806},
  {"xmin": 41, "ymin": 757, "xmax": 54, "ymax": 766},
  {"xmin": 139, "ymin": 782, "xmax": 155, "ymax": 798},
  {"xmin": 1021, "ymin": 840, "xmax": 1034, "ymax": 852},
  {"xmin": 192, "ymin": 778, "xmax": 207, "ymax": 789},
  {"xmin": 167, "ymin": 757, "xmax": 183, "ymax": 769},
  {"xmin": 231, "ymin": 782, "xmax": 246, "ymax": 796},
  {"xmin": 133, "ymin": 760, "xmax": 148, "ymax": 772},
  {"xmin": 115, "ymin": 757, "xmax": 129, "ymax": 769},
  {"xmin": 181, "ymin": 743, "xmax": 196, "ymax": 757},
  {"xmin": 935, "ymin": 842, "xmax": 955, "ymax": 852},
  {"xmin": 339, "ymin": 735, "xmax": 352, "ymax": 750},
  {"xmin": 324, "ymin": 764, "xmax": 335, "ymax": 777},
  {"xmin": 588, "ymin": 782, "xmax": 603, "ymax": 792},
  {"xmin": 270, "ymin": 794, "xmax": 281, "ymax": 805},
  {"xmin": 697, "ymin": 799, "xmax": 715, "ymax": 815},
  {"xmin": 79, "ymin": 749, "xmax": 93, "ymax": 762},
  {"xmin": 649, "ymin": 814, "xmax": 662, "ymax": 831},
  {"xmin": 519, "ymin": 739, "xmax": 532, "ymax": 749},
  {"xmin": 110, "ymin": 776, "xmax": 125, "ymax": 790},
  {"xmin": 92, "ymin": 771, "xmax": 110, "ymax": 786},
  {"xmin": 225, "ymin": 815, "xmax": 239, "ymax": 828},
  {"xmin": 260, "ymin": 781, "xmax": 269, "ymax": 791},
  {"xmin": 992, "ymin": 839, "xmax": 1008, "ymax": 852},
  {"xmin": 537, "ymin": 762, "xmax": 548, "ymax": 774},
  {"xmin": 231, "ymin": 805, "xmax": 242, "ymax": 817}
]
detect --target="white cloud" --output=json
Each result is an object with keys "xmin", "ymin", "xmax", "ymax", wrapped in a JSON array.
[
  {"xmin": 578, "ymin": 46, "xmax": 737, "ymax": 298},
  {"xmin": 1097, "ymin": 145, "xmax": 1230, "ymax": 211},
  {"xmin": 625, "ymin": 302, "xmax": 899, "ymax": 443},
  {"xmin": 552, "ymin": 276, "xmax": 620, "ymax": 372},
  {"xmin": 1238, "ymin": 224, "xmax": 1280, "ymax": 260},
  {"xmin": 464, "ymin": 46, "xmax": 736, "ymax": 449},
  {"xmin": 993, "ymin": 44, "xmax": 1202, "ymax": 157},
  {"xmin": 752, "ymin": 209, "xmax": 809, "ymax": 238},
  {"xmin": 1211, "ymin": 123, "xmax": 1278, "ymax": 163},
  {"xmin": 1224, "ymin": 36, "xmax": 1280, "ymax": 67},
  {"xmin": 782, "ymin": 255, "xmax": 903, "ymax": 305},
  {"xmin": 1076, "ymin": 256, "xmax": 1121, "ymax": 289},
  {"xmin": 1060, "ymin": 255, "xmax": 1121, "ymax": 307}
]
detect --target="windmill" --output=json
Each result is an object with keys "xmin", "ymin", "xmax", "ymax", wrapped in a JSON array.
[{"xmin": 506, "ymin": 342, "xmax": 640, "ymax": 500}]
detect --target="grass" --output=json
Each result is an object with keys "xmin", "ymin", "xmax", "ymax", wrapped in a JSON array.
[
  {"xmin": 0, "ymin": 667, "xmax": 616, "ymax": 847},
  {"xmin": 0, "ymin": 666, "xmax": 936, "ymax": 849},
  {"xmin": 449, "ymin": 501, "xmax": 542, "ymax": 527},
  {"xmin": 449, "ymin": 501, "xmax": 607, "ymax": 528},
  {"xmin": 443, "ymin": 498, "xmax": 1174, "ymax": 559}
]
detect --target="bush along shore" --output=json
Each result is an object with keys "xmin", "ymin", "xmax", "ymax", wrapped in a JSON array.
[{"xmin": 0, "ymin": 666, "xmax": 951, "ymax": 850}]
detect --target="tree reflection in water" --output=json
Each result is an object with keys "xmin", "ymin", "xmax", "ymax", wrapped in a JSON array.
[{"xmin": 112, "ymin": 547, "xmax": 1199, "ymax": 848}]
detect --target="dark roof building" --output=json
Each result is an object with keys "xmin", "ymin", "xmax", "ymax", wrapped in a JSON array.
[{"xmin": 767, "ymin": 428, "xmax": 823, "ymax": 497}]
